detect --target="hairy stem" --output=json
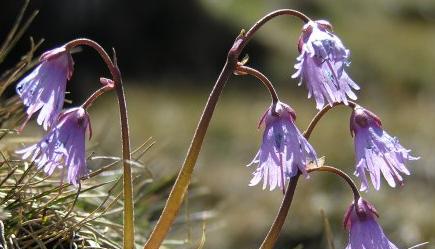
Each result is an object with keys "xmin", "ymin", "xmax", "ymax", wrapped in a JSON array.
[
  {"xmin": 143, "ymin": 9, "xmax": 310, "ymax": 249},
  {"xmin": 65, "ymin": 38, "xmax": 134, "ymax": 249}
]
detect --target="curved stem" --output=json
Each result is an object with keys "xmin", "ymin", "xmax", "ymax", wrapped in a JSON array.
[
  {"xmin": 144, "ymin": 55, "xmax": 237, "ymax": 249},
  {"xmin": 242, "ymin": 9, "xmax": 311, "ymax": 49},
  {"xmin": 235, "ymin": 64, "xmax": 280, "ymax": 105},
  {"xmin": 65, "ymin": 39, "xmax": 118, "ymax": 79},
  {"xmin": 308, "ymin": 165, "xmax": 360, "ymax": 203},
  {"xmin": 143, "ymin": 9, "xmax": 310, "ymax": 249},
  {"xmin": 259, "ymin": 101, "xmax": 357, "ymax": 249},
  {"xmin": 259, "ymin": 164, "xmax": 361, "ymax": 249},
  {"xmin": 303, "ymin": 101, "xmax": 356, "ymax": 138},
  {"xmin": 81, "ymin": 84, "xmax": 114, "ymax": 110},
  {"xmin": 65, "ymin": 38, "xmax": 134, "ymax": 249}
]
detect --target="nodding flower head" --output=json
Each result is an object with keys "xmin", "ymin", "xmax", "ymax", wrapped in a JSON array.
[
  {"xmin": 292, "ymin": 20, "xmax": 359, "ymax": 110},
  {"xmin": 16, "ymin": 46, "xmax": 74, "ymax": 131},
  {"xmin": 247, "ymin": 102, "xmax": 317, "ymax": 192},
  {"xmin": 344, "ymin": 198, "xmax": 399, "ymax": 249},
  {"xmin": 350, "ymin": 106, "xmax": 419, "ymax": 191},
  {"xmin": 16, "ymin": 107, "xmax": 91, "ymax": 186}
]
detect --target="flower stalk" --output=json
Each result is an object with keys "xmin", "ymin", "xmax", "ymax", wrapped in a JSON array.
[
  {"xmin": 143, "ymin": 9, "xmax": 310, "ymax": 249},
  {"xmin": 304, "ymin": 101, "xmax": 356, "ymax": 139},
  {"xmin": 308, "ymin": 165, "xmax": 360, "ymax": 203},
  {"xmin": 65, "ymin": 38, "xmax": 134, "ymax": 249},
  {"xmin": 81, "ymin": 82, "xmax": 114, "ymax": 110},
  {"xmin": 235, "ymin": 63, "xmax": 279, "ymax": 108},
  {"xmin": 259, "ymin": 100, "xmax": 357, "ymax": 249}
]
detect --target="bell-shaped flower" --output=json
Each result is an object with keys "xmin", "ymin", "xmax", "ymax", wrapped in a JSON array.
[
  {"xmin": 16, "ymin": 46, "xmax": 74, "ymax": 130},
  {"xmin": 292, "ymin": 20, "xmax": 359, "ymax": 110},
  {"xmin": 248, "ymin": 102, "xmax": 317, "ymax": 192},
  {"xmin": 16, "ymin": 107, "xmax": 91, "ymax": 185},
  {"xmin": 350, "ymin": 106, "xmax": 419, "ymax": 191},
  {"xmin": 344, "ymin": 198, "xmax": 399, "ymax": 249}
]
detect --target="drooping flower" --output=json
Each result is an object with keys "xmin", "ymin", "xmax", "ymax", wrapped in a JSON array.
[
  {"xmin": 248, "ymin": 102, "xmax": 317, "ymax": 192},
  {"xmin": 16, "ymin": 107, "xmax": 91, "ymax": 185},
  {"xmin": 292, "ymin": 20, "xmax": 359, "ymax": 110},
  {"xmin": 344, "ymin": 198, "xmax": 399, "ymax": 249},
  {"xmin": 16, "ymin": 46, "xmax": 74, "ymax": 130},
  {"xmin": 350, "ymin": 106, "xmax": 419, "ymax": 191}
]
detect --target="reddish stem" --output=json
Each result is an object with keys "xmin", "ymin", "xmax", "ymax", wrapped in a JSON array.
[
  {"xmin": 235, "ymin": 64, "xmax": 280, "ymax": 106},
  {"xmin": 81, "ymin": 84, "xmax": 114, "ymax": 110},
  {"xmin": 143, "ymin": 9, "xmax": 310, "ymax": 249},
  {"xmin": 304, "ymin": 101, "xmax": 356, "ymax": 139},
  {"xmin": 308, "ymin": 165, "xmax": 360, "ymax": 203},
  {"xmin": 259, "ymin": 100, "xmax": 358, "ymax": 249},
  {"xmin": 65, "ymin": 38, "xmax": 134, "ymax": 249}
]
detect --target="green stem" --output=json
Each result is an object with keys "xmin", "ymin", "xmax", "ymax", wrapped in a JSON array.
[
  {"xmin": 143, "ymin": 9, "xmax": 310, "ymax": 249},
  {"xmin": 65, "ymin": 38, "xmax": 134, "ymax": 249},
  {"xmin": 144, "ymin": 51, "xmax": 238, "ymax": 249}
]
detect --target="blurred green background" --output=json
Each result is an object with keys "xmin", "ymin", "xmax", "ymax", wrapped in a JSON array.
[{"xmin": 2, "ymin": 0, "xmax": 435, "ymax": 248}]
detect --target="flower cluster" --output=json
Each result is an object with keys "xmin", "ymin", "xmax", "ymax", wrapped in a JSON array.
[
  {"xmin": 11, "ymin": 11, "xmax": 421, "ymax": 248},
  {"xmin": 15, "ymin": 46, "xmax": 94, "ymax": 185},
  {"xmin": 246, "ymin": 16, "xmax": 419, "ymax": 249}
]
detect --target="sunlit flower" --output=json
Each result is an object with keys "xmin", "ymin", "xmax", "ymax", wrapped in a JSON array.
[
  {"xmin": 344, "ymin": 198, "xmax": 399, "ymax": 249},
  {"xmin": 292, "ymin": 20, "xmax": 359, "ymax": 110},
  {"xmin": 350, "ymin": 106, "xmax": 419, "ymax": 191},
  {"xmin": 16, "ymin": 46, "xmax": 74, "ymax": 130},
  {"xmin": 248, "ymin": 102, "xmax": 317, "ymax": 191},
  {"xmin": 16, "ymin": 107, "xmax": 91, "ymax": 185}
]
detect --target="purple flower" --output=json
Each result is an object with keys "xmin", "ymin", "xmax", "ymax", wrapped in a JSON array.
[
  {"xmin": 16, "ymin": 46, "xmax": 74, "ymax": 130},
  {"xmin": 248, "ymin": 102, "xmax": 317, "ymax": 192},
  {"xmin": 344, "ymin": 198, "xmax": 399, "ymax": 249},
  {"xmin": 292, "ymin": 20, "xmax": 359, "ymax": 110},
  {"xmin": 350, "ymin": 106, "xmax": 419, "ymax": 191},
  {"xmin": 16, "ymin": 107, "xmax": 91, "ymax": 185}
]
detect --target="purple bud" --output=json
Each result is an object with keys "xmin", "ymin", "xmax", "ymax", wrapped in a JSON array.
[
  {"xmin": 344, "ymin": 198, "xmax": 399, "ymax": 249},
  {"xmin": 16, "ymin": 46, "xmax": 74, "ymax": 130},
  {"xmin": 248, "ymin": 102, "xmax": 317, "ymax": 192},
  {"xmin": 292, "ymin": 20, "xmax": 359, "ymax": 110},
  {"xmin": 16, "ymin": 107, "xmax": 91, "ymax": 186},
  {"xmin": 350, "ymin": 106, "xmax": 419, "ymax": 191}
]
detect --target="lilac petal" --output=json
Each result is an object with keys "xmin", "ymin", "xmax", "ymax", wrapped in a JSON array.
[
  {"xmin": 345, "ymin": 199, "xmax": 400, "ymax": 249},
  {"xmin": 16, "ymin": 47, "xmax": 73, "ymax": 130},
  {"xmin": 293, "ymin": 21, "xmax": 359, "ymax": 110},
  {"xmin": 248, "ymin": 102, "xmax": 317, "ymax": 191},
  {"xmin": 351, "ymin": 107, "xmax": 418, "ymax": 191},
  {"xmin": 15, "ymin": 107, "xmax": 90, "ymax": 185}
]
